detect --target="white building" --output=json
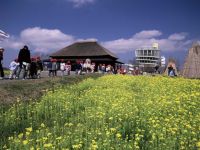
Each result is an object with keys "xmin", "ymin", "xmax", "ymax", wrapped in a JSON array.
[{"xmin": 135, "ymin": 43, "xmax": 161, "ymax": 72}]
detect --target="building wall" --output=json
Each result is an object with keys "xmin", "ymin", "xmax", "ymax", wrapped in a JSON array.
[
  {"xmin": 135, "ymin": 49, "xmax": 161, "ymax": 66},
  {"xmin": 135, "ymin": 47, "xmax": 161, "ymax": 72}
]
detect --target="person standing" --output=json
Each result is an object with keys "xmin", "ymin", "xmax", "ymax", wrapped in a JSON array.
[
  {"xmin": 29, "ymin": 57, "xmax": 37, "ymax": 79},
  {"xmin": 0, "ymin": 48, "xmax": 5, "ymax": 79},
  {"xmin": 36, "ymin": 56, "xmax": 43, "ymax": 78},
  {"xmin": 65, "ymin": 61, "xmax": 71, "ymax": 75},
  {"xmin": 52, "ymin": 59, "xmax": 57, "ymax": 77},
  {"xmin": 60, "ymin": 59, "xmax": 66, "ymax": 77},
  {"xmin": 17, "ymin": 45, "xmax": 31, "ymax": 79},
  {"xmin": 47, "ymin": 59, "xmax": 53, "ymax": 77}
]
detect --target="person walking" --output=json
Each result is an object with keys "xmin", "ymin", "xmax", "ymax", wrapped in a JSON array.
[
  {"xmin": 0, "ymin": 47, "xmax": 5, "ymax": 79},
  {"xmin": 17, "ymin": 45, "xmax": 31, "ymax": 79},
  {"xmin": 9, "ymin": 59, "xmax": 19, "ymax": 79}
]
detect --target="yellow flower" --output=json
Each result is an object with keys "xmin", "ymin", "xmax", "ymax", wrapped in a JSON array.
[
  {"xmin": 165, "ymin": 118, "xmax": 170, "ymax": 122},
  {"xmin": 47, "ymin": 132, "xmax": 52, "ymax": 137},
  {"xmin": 26, "ymin": 131, "xmax": 30, "ymax": 136},
  {"xmin": 41, "ymin": 123, "xmax": 45, "ymax": 128},
  {"xmin": 110, "ymin": 128, "xmax": 116, "ymax": 132},
  {"xmin": 196, "ymin": 141, "xmax": 200, "ymax": 147},
  {"xmin": 8, "ymin": 136, "xmax": 13, "ymax": 140},
  {"xmin": 23, "ymin": 140, "xmax": 28, "ymax": 145},
  {"xmin": 18, "ymin": 133, "xmax": 23, "ymax": 139},
  {"xmin": 56, "ymin": 136, "xmax": 62, "ymax": 140},
  {"xmin": 30, "ymin": 147, "xmax": 35, "ymax": 150},
  {"xmin": 42, "ymin": 137, "xmax": 48, "ymax": 142},
  {"xmin": 68, "ymin": 123, "xmax": 73, "ymax": 127},
  {"xmin": 109, "ymin": 117, "xmax": 113, "ymax": 120},
  {"xmin": 185, "ymin": 124, "xmax": 192, "ymax": 129},
  {"xmin": 90, "ymin": 140, "xmax": 98, "ymax": 150},
  {"xmin": 26, "ymin": 127, "xmax": 33, "ymax": 132},
  {"xmin": 72, "ymin": 144, "xmax": 82, "ymax": 149},
  {"xmin": 44, "ymin": 143, "xmax": 53, "ymax": 148},
  {"xmin": 116, "ymin": 133, "xmax": 122, "ymax": 139}
]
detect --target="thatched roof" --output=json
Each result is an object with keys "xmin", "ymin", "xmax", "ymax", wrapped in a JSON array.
[
  {"xmin": 182, "ymin": 43, "xmax": 200, "ymax": 78},
  {"xmin": 50, "ymin": 41, "xmax": 118, "ymax": 59}
]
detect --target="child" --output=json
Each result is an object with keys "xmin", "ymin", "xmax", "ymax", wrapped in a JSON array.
[
  {"xmin": 36, "ymin": 57, "xmax": 43, "ymax": 78},
  {"xmin": 9, "ymin": 59, "xmax": 19, "ymax": 79},
  {"xmin": 65, "ymin": 61, "xmax": 71, "ymax": 75},
  {"xmin": 60, "ymin": 59, "xmax": 66, "ymax": 77}
]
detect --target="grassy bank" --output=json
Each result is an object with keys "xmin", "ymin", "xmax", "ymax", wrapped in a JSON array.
[{"xmin": 0, "ymin": 74, "xmax": 102, "ymax": 105}]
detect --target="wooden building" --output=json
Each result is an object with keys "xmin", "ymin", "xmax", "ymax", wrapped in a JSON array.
[{"xmin": 50, "ymin": 41, "xmax": 122, "ymax": 70}]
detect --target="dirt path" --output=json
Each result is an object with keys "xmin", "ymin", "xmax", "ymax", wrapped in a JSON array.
[{"xmin": 0, "ymin": 74, "xmax": 101, "ymax": 105}]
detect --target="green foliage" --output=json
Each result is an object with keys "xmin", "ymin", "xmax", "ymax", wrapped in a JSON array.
[{"xmin": 1, "ymin": 75, "xmax": 200, "ymax": 149}]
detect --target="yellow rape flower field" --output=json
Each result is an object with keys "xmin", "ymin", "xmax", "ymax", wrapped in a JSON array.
[{"xmin": 0, "ymin": 75, "xmax": 200, "ymax": 149}]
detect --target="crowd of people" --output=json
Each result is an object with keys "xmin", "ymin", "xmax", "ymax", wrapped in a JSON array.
[
  {"xmin": 0, "ymin": 46, "xmax": 44, "ymax": 80},
  {"xmin": 0, "ymin": 45, "xmax": 177, "ymax": 80},
  {"xmin": 0, "ymin": 45, "xmax": 118, "ymax": 80}
]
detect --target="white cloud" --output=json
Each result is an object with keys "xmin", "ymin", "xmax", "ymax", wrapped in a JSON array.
[
  {"xmin": 20, "ymin": 27, "xmax": 74, "ymax": 52},
  {"xmin": 67, "ymin": 0, "xmax": 96, "ymax": 7},
  {"xmin": 133, "ymin": 30, "xmax": 162, "ymax": 39},
  {"xmin": 1, "ymin": 28, "xmax": 192, "ymax": 57},
  {"xmin": 102, "ymin": 30, "xmax": 191, "ymax": 54},
  {"xmin": 168, "ymin": 33, "xmax": 187, "ymax": 41},
  {"xmin": 1, "ymin": 27, "xmax": 75, "ymax": 53}
]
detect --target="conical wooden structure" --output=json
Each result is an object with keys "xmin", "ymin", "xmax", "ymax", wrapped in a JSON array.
[
  {"xmin": 182, "ymin": 43, "xmax": 200, "ymax": 78},
  {"xmin": 164, "ymin": 58, "xmax": 178, "ymax": 76}
]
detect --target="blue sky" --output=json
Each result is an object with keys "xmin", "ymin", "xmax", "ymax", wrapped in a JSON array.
[{"xmin": 1, "ymin": 0, "xmax": 200, "ymax": 66}]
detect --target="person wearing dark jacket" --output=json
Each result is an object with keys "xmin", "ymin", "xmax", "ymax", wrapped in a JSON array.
[
  {"xmin": 17, "ymin": 45, "xmax": 31, "ymax": 79},
  {"xmin": 0, "ymin": 48, "xmax": 4, "ymax": 79},
  {"xmin": 29, "ymin": 57, "xmax": 37, "ymax": 79}
]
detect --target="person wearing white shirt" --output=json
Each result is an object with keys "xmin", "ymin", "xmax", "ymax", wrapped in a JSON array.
[
  {"xmin": 9, "ymin": 59, "xmax": 19, "ymax": 79},
  {"xmin": 60, "ymin": 59, "xmax": 66, "ymax": 77}
]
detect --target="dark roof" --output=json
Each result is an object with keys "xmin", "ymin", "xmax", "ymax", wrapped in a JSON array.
[{"xmin": 50, "ymin": 41, "xmax": 118, "ymax": 59}]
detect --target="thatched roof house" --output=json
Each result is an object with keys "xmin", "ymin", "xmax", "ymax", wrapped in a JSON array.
[
  {"xmin": 182, "ymin": 43, "xmax": 200, "ymax": 78},
  {"xmin": 50, "ymin": 41, "xmax": 122, "ymax": 70}
]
